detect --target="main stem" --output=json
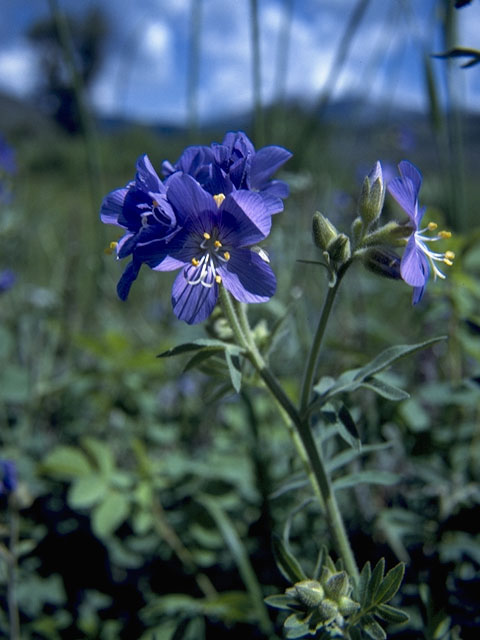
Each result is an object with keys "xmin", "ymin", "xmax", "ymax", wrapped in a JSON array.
[{"xmin": 221, "ymin": 286, "xmax": 358, "ymax": 581}]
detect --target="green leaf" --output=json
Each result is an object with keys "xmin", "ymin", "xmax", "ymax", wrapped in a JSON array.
[
  {"xmin": 41, "ymin": 446, "xmax": 92, "ymax": 479},
  {"xmin": 357, "ymin": 561, "xmax": 372, "ymax": 607},
  {"xmin": 374, "ymin": 562, "xmax": 405, "ymax": 604},
  {"xmin": 225, "ymin": 349, "xmax": 242, "ymax": 393},
  {"xmin": 337, "ymin": 404, "xmax": 361, "ymax": 449},
  {"xmin": 264, "ymin": 594, "xmax": 298, "ymax": 611},
  {"xmin": 333, "ymin": 471, "xmax": 398, "ymax": 491},
  {"xmin": 284, "ymin": 613, "xmax": 310, "ymax": 639},
  {"xmin": 353, "ymin": 337, "xmax": 446, "ymax": 381},
  {"xmin": 327, "ymin": 441, "xmax": 393, "ymax": 474},
  {"xmin": 272, "ymin": 533, "xmax": 307, "ymax": 583},
  {"xmin": 363, "ymin": 616, "xmax": 387, "ymax": 640},
  {"xmin": 68, "ymin": 475, "xmax": 107, "ymax": 509},
  {"xmin": 376, "ymin": 603, "xmax": 410, "ymax": 624},
  {"xmin": 81, "ymin": 436, "xmax": 115, "ymax": 476},
  {"xmin": 367, "ymin": 559, "xmax": 385, "ymax": 606},
  {"xmin": 360, "ymin": 377, "xmax": 409, "ymax": 401},
  {"xmin": 92, "ymin": 491, "xmax": 130, "ymax": 538},
  {"xmin": 157, "ymin": 339, "xmax": 244, "ymax": 358},
  {"xmin": 183, "ymin": 349, "xmax": 221, "ymax": 372}
]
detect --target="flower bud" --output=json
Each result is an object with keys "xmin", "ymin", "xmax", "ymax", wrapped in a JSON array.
[
  {"xmin": 363, "ymin": 248, "xmax": 402, "ymax": 280},
  {"xmin": 317, "ymin": 598, "xmax": 339, "ymax": 622},
  {"xmin": 327, "ymin": 234, "xmax": 351, "ymax": 264},
  {"xmin": 363, "ymin": 221, "xmax": 412, "ymax": 248},
  {"xmin": 324, "ymin": 571, "xmax": 350, "ymax": 600},
  {"xmin": 312, "ymin": 212, "xmax": 338, "ymax": 251},
  {"xmin": 338, "ymin": 596, "xmax": 360, "ymax": 617},
  {"xmin": 294, "ymin": 580, "xmax": 325, "ymax": 608},
  {"xmin": 358, "ymin": 161, "xmax": 385, "ymax": 226}
]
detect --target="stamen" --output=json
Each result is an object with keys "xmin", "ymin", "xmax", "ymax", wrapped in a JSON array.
[
  {"xmin": 152, "ymin": 199, "xmax": 159, "ymax": 207},
  {"xmin": 444, "ymin": 258, "xmax": 453, "ymax": 267},
  {"xmin": 439, "ymin": 230, "xmax": 451, "ymax": 239},
  {"xmin": 223, "ymin": 251, "xmax": 230, "ymax": 261},
  {"xmin": 213, "ymin": 193, "xmax": 225, "ymax": 208},
  {"xmin": 427, "ymin": 222, "xmax": 438, "ymax": 231},
  {"xmin": 110, "ymin": 241, "xmax": 118, "ymax": 250},
  {"xmin": 445, "ymin": 251, "xmax": 455, "ymax": 261},
  {"xmin": 215, "ymin": 275, "xmax": 222, "ymax": 284},
  {"xmin": 203, "ymin": 232, "xmax": 211, "ymax": 240},
  {"xmin": 214, "ymin": 240, "xmax": 222, "ymax": 248},
  {"xmin": 104, "ymin": 241, "xmax": 118, "ymax": 255},
  {"xmin": 191, "ymin": 257, "xmax": 200, "ymax": 266}
]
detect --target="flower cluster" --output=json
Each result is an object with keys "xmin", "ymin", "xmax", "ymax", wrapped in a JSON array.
[{"xmin": 100, "ymin": 132, "xmax": 291, "ymax": 324}]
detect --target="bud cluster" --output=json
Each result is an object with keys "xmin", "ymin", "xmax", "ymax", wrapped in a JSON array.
[{"xmin": 283, "ymin": 567, "xmax": 360, "ymax": 636}]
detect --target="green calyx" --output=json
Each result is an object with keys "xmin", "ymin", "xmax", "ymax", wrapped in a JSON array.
[{"xmin": 312, "ymin": 212, "xmax": 339, "ymax": 251}]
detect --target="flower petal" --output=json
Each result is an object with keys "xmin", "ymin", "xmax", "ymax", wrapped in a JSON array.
[
  {"xmin": 388, "ymin": 175, "xmax": 418, "ymax": 224},
  {"xmin": 218, "ymin": 249, "xmax": 276, "ymax": 303},
  {"xmin": 400, "ymin": 237, "xmax": 429, "ymax": 287},
  {"xmin": 224, "ymin": 190, "xmax": 271, "ymax": 241},
  {"xmin": 171, "ymin": 267, "xmax": 219, "ymax": 324},
  {"xmin": 166, "ymin": 173, "xmax": 214, "ymax": 224},
  {"xmin": 250, "ymin": 145, "xmax": 292, "ymax": 189},
  {"xmin": 116, "ymin": 260, "xmax": 141, "ymax": 300},
  {"xmin": 135, "ymin": 154, "xmax": 164, "ymax": 195},
  {"xmin": 100, "ymin": 187, "xmax": 129, "ymax": 226}
]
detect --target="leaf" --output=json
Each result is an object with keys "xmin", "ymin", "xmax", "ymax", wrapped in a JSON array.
[
  {"xmin": 367, "ymin": 559, "xmax": 385, "ymax": 606},
  {"xmin": 272, "ymin": 533, "xmax": 307, "ymax": 583},
  {"xmin": 357, "ymin": 561, "xmax": 372, "ymax": 607},
  {"xmin": 264, "ymin": 594, "xmax": 298, "ymax": 611},
  {"xmin": 433, "ymin": 47, "xmax": 480, "ymax": 68},
  {"xmin": 363, "ymin": 616, "xmax": 387, "ymax": 640},
  {"xmin": 376, "ymin": 603, "xmax": 409, "ymax": 624},
  {"xmin": 81, "ymin": 436, "xmax": 115, "ymax": 476},
  {"xmin": 353, "ymin": 337, "xmax": 446, "ymax": 381},
  {"xmin": 284, "ymin": 613, "xmax": 310, "ymax": 639},
  {"xmin": 337, "ymin": 404, "xmax": 361, "ymax": 449},
  {"xmin": 327, "ymin": 441, "xmax": 393, "ymax": 474},
  {"xmin": 374, "ymin": 562, "xmax": 405, "ymax": 605},
  {"xmin": 183, "ymin": 349, "xmax": 221, "ymax": 372},
  {"xmin": 68, "ymin": 474, "xmax": 107, "ymax": 509},
  {"xmin": 41, "ymin": 446, "xmax": 92, "ymax": 479},
  {"xmin": 333, "ymin": 471, "xmax": 398, "ymax": 491},
  {"xmin": 157, "ymin": 339, "xmax": 244, "ymax": 358},
  {"xmin": 92, "ymin": 490, "xmax": 130, "ymax": 538},
  {"xmin": 360, "ymin": 377, "xmax": 409, "ymax": 401},
  {"xmin": 225, "ymin": 348, "xmax": 242, "ymax": 393}
]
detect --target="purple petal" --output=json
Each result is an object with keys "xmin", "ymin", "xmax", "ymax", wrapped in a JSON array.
[
  {"xmin": 388, "ymin": 176, "xmax": 418, "ymax": 224},
  {"xmin": 135, "ymin": 154, "xmax": 164, "ymax": 195},
  {"xmin": 100, "ymin": 187, "xmax": 129, "ymax": 226},
  {"xmin": 117, "ymin": 260, "xmax": 141, "ymax": 300},
  {"xmin": 398, "ymin": 160, "xmax": 422, "ymax": 195},
  {"xmin": 153, "ymin": 255, "xmax": 186, "ymax": 272},
  {"xmin": 259, "ymin": 192, "xmax": 284, "ymax": 215},
  {"xmin": 412, "ymin": 284, "xmax": 426, "ymax": 305},
  {"xmin": 171, "ymin": 268, "xmax": 219, "ymax": 324},
  {"xmin": 117, "ymin": 232, "xmax": 136, "ymax": 258},
  {"xmin": 250, "ymin": 145, "xmax": 292, "ymax": 189},
  {"xmin": 224, "ymin": 190, "xmax": 271, "ymax": 241},
  {"xmin": 218, "ymin": 249, "xmax": 276, "ymax": 303},
  {"xmin": 261, "ymin": 179, "xmax": 290, "ymax": 199},
  {"xmin": 166, "ymin": 173, "xmax": 214, "ymax": 224},
  {"xmin": 400, "ymin": 236, "xmax": 428, "ymax": 287}
]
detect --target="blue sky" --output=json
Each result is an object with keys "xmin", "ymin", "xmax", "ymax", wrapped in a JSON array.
[{"xmin": 1, "ymin": 0, "xmax": 479, "ymax": 125}]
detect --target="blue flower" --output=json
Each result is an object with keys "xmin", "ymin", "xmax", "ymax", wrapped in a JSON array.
[
  {"xmin": 162, "ymin": 131, "xmax": 292, "ymax": 216},
  {"xmin": 136, "ymin": 173, "xmax": 276, "ymax": 324},
  {"xmin": 388, "ymin": 161, "xmax": 454, "ymax": 304},
  {"xmin": 0, "ymin": 460, "xmax": 17, "ymax": 495},
  {"xmin": 0, "ymin": 269, "xmax": 16, "ymax": 294},
  {"xmin": 100, "ymin": 154, "xmax": 180, "ymax": 300}
]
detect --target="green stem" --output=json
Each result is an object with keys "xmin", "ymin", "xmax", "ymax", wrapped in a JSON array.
[
  {"xmin": 222, "ymin": 288, "xmax": 358, "ymax": 581},
  {"xmin": 7, "ymin": 502, "xmax": 20, "ymax": 640},
  {"xmin": 218, "ymin": 286, "xmax": 249, "ymax": 349}
]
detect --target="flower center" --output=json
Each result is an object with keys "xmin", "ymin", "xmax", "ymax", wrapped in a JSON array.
[
  {"xmin": 415, "ymin": 221, "xmax": 454, "ymax": 280},
  {"xmin": 188, "ymin": 230, "xmax": 231, "ymax": 287},
  {"xmin": 141, "ymin": 198, "xmax": 173, "ymax": 228}
]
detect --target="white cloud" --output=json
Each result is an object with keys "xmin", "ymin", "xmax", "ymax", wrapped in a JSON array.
[{"xmin": 0, "ymin": 41, "xmax": 38, "ymax": 97}]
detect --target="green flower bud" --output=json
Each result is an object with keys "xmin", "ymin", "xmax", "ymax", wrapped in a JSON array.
[
  {"xmin": 324, "ymin": 571, "xmax": 350, "ymax": 600},
  {"xmin": 294, "ymin": 580, "xmax": 325, "ymax": 608},
  {"xmin": 312, "ymin": 212, "xmax": 338, "ymax": 251},
  {"xmin": 352, "ymin": 216, "xmax": 364, "ymax": 246},
  {"xmin": 317, "ymin": 598, "xmax": 339, "ymax": 622},
  {"xmin": 362, "ymin": 221, "xmax": 412, "ymax": 248},
  {"xmin": 363, "ymin": 248, "xmax": 401, "ymax": 280},
  {"xmin": 358, "ymin": 161, "xmax": 385, "ymax": 226},
  {"xmin": 338, "ymin": 595, "xmax": 360, "ymax": 617},
  {"xmin": 327, "ymin": 234, "xmax": 351, "ymax": 264}
]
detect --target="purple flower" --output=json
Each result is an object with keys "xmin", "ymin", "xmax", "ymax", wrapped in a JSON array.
[
  {"xmin": 136, "ymin": 173, "xmax": 276, "ymax": 324},
  {"xmin": 162, "ymin": 131, "xmax": 292, "ymax": 216},
  {"xmin": 0, "ymin": 460, "xmax": 17, "ymax": 495},
  {"xmin": 100, "ymin": 154, "xmax": 180, "ymax": 300},
  {"xmin": 388, "ymin": 161, "xmax": 454, "ymax": 304},
  {"xmin": 0, "ymin": 269, "xmax": 16, "ymax": 294}
]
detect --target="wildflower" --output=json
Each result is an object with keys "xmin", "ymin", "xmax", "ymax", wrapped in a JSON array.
[
  {"xmin": 162, "ymin": 131, "xmax": 292, "ymax": 215},
  {"xmin": 136, "ymin": 173, "xmax": 276, "ymax": 324},
  {"xmin": 0, "ymin": 269, "xmax": 16, "ymax": 294},
  {"xmin": 0, "ymin": 134, "xmax": 16, "ymax": 203},
  {"xmin": 100, "ymin": 154, "xmax": 180, "ymax": 300},
  {"xmin": 0, "ymin": 460, "xmax": 17, "ymax": 495},
  {"xmin": 388, "ymin": 160, "xmax": 454, "ymax": 304}
]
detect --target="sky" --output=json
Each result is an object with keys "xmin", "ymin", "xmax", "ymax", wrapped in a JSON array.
[{"xmin": 1, "ymin": 0, "xmax": 479, "ymax": 126}]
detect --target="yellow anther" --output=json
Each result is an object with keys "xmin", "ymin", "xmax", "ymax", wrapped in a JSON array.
[
  {"xmin": 213, "ymin": 193, "xmax": 226, "ymax": 208},
  {"xmin": 191, "ymin": 257, "xmax": 200, "ymax": 266},
  {"xmin": 152, "ymin": 199, "xmax": 159, "ymax": 207},
  {"xmin": 215, "ymin": 275, "xmax": 222, "ymax": 284},
  {"xmin": 444, "ymin": 258, "xmax": 453, "ymax": 267},
  {"xmin": 427, "ymin": 222, "xmax": 438, "ymax": 231},
  {"xmin": 214, "ymin": 240, "xmax": 222, "ymax": 248},
  {"xmin": 203, "ymin": 232, "xmax": 211, "ymax": 240},
  {"xmin": 439, "ymin": 230, "xmax": 452, "ymax": 239},
  {"xmin": 223, "ymin": 251, "xmax": 230, "ymax": 261},
  {"xmin": 104, "ymin": 241, "xmax": 118, "ymax": 255},
  {"xmin": 445, "ymin": 250, "xmax": 455, "ymax": 261}
]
